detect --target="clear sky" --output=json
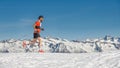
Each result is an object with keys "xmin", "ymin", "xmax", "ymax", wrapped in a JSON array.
[{"xmin": 0, "ymin": 0, "xmax": 120, "ymax": 40}]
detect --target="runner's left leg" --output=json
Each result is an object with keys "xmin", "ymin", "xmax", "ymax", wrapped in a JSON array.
[
  {"xmin": 38, "ymin": 37, "xmax": 42, "ymax": 48},
  {"xmin": 38, "ymin": 37, "xmax": 44, "ymax": 53}
]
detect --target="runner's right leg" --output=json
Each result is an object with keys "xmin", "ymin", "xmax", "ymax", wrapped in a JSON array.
[
  {"xmin": 22, "ymin": 38, "xmax": 37, "ymax": 48},
  {"xmin": 29, "ymin": 38, "xmax": 37, "ymax": 45}
]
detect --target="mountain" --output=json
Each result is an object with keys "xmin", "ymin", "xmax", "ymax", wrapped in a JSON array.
[{"xmin": 0, "ymin": 36, "xmax": 120, "ymax": 53}]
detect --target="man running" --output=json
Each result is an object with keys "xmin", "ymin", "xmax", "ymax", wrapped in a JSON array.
[{"xmin": 23, "ymin": 16, "xmax": 44, "ymax": 52}]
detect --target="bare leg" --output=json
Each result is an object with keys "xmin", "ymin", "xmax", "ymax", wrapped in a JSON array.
[
  {"xmin": 29, "ymin": 38, "xmax": 37, "ymax": 45},
  {"xmin": 38, "ymin": 37, "xmax": 44, "ymax": 52},
  {"xmin": 38, "ymin": 37, "xmax": 42, "ymax": 49}
]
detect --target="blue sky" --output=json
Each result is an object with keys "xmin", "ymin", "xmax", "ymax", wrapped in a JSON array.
[{"xmin": 0, "ymin": 0, "xmax": 120, "ymax": 40}]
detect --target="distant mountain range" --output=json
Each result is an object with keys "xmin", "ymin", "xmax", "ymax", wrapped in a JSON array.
[{"xmin": 0, "ymin": 35, "xmax": 120, "ymax": 53}]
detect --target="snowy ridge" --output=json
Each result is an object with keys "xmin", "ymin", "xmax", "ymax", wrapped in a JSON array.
[{"xmin": 0, "ymin": 36, "xmax": 120, "ymax": 53}]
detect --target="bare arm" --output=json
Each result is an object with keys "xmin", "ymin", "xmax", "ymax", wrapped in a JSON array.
[{"xmin": 33, "ymin": 24, "xmax": 35, "ymax": 28}]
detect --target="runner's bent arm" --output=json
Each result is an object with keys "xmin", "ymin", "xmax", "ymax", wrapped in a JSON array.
[{"xmin": 33, "ymin": 24, "xmax": 36, "ymax": 29}]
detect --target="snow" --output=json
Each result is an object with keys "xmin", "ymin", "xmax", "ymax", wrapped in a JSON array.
[
  {"xmin": 0, "ymin": 36, "xmax": 120, "ymax": 68},
  {"xmin": 0, "ymin": 51, "xmax": 120, "ymax": 68},
  {"xmin": 0, "ymin": 36, "xmax": 120, "ymax": 53}
]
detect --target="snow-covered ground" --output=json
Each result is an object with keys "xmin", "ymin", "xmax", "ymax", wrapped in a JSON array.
[
  {"xmin": 0, "ymin": 36, "xmax": 120, "ymax": 68},
  {"xmin": 0, "ymin": 50, "xmax": 120, "ymax": 68}
]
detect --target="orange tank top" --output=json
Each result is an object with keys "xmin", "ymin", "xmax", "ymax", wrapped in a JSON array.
[{"xmin": 34, "ymin": 21, "xmax": 41, "ymax": 33}]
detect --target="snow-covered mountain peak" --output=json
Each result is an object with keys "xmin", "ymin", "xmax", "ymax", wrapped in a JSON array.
[{"xmin": 0, "ymin": 36, "xmax": 120, "ymax": 53}]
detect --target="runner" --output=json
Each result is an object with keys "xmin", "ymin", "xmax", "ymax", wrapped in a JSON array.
[{"xmin": 23, "ymin": 16, "xmax": 44, "ymax": 53}]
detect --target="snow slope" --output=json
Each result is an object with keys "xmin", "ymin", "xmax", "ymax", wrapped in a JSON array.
[
  {"xmin": 0, "ymin": 36, "xmax": 120, "ymax": 53},
  {"xmin": 0, "ymin": 50, "xmax": 120, "ymax": 68},
  {"xmin": 0, "ymin": 36, "xmax": 120, "ymax": 68}
]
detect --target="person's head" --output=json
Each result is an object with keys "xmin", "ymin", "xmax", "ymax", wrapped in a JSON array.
[{"xmin": 38, "ymin": 15, "xmax": 44, "ymax": 22}]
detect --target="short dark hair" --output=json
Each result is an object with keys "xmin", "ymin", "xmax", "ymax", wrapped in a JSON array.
[{"xmin": 38, "ymin": 15, "xmax": 44, "ymax": 19}]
